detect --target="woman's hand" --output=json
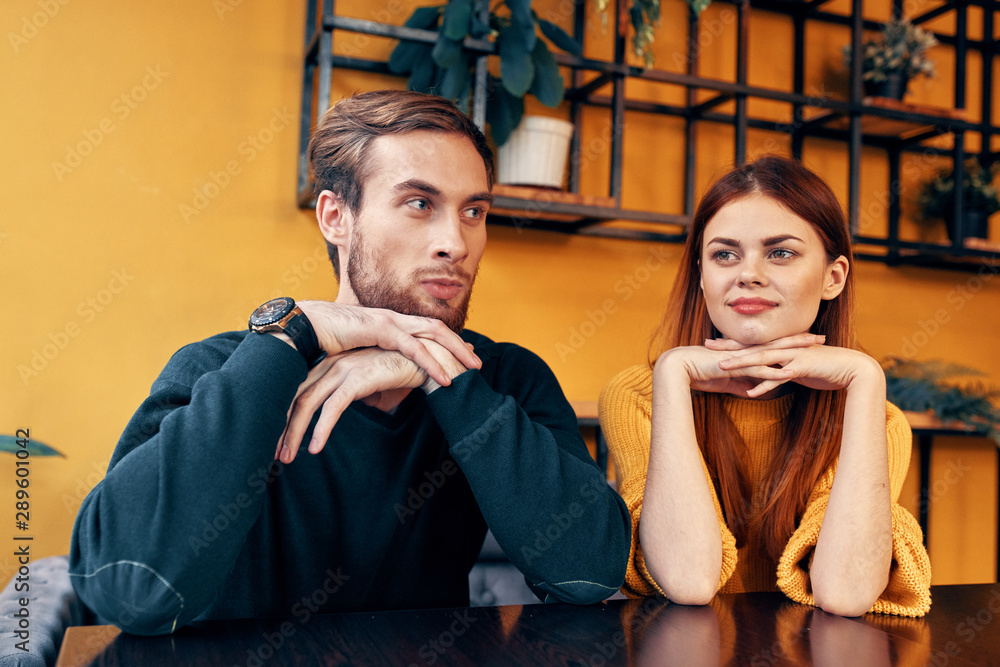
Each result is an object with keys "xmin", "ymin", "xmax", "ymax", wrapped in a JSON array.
[
  {"xmin": 708, "ymin": 334, "xmax": 882, "ymax": 397},
  {"xmin": 658, "ymin": 333, "xmax": 821, "ymax": 398}
]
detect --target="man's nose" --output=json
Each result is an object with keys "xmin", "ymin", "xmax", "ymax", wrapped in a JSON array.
[{"xmin": 433, "ymin": 213, "xmax": 469, "ymax": 263}]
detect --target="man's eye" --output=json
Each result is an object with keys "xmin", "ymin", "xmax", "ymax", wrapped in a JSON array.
[
  {"xmin": 407, "ymin": 199, "xmax": 429, "ymax": 210},
  {"xmin": 464, "ymin": 207, "xmax": 485, "ymax": 219}
]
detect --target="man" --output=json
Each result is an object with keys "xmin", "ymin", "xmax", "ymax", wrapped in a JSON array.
[{"xmin": 69, "ymin": 90, "xmax": 631, "ymax": 636}]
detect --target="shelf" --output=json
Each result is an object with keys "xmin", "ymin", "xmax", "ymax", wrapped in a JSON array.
[
  {"xmin": 297, "ymin": 0, "xmax": 1000, "ymax": 269},
  {"xmin": 490, "ymin": 185, "xmax": 616, "ymax": 223},
  {"xmin": 804, "ymin": 98, "xmax": 969, "ymax": 141}
]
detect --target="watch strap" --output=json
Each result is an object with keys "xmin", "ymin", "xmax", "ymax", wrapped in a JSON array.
[{"xmin": 283, "ymin": 309, "xmax": 326, "ymax": 369}]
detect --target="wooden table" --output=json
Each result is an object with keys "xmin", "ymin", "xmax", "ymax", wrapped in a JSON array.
[{"xmin": 56, "ymin": 584, "xmax": 1000, "ymax": 666}]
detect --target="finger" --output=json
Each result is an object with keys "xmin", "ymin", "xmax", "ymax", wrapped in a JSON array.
[
  {"xmin": 279, "ymin": 363, "xmax": 349, "ymax": 463},
  {"xmin": 720, "ymin": 363, "xmax": 796, "ymax": 380},
  {"xmin": 704, "ymin": 338, "xmax": 751, "ymax": 351},
  {"xmin": 718, "ymin": 349, "xmax": 791, "ymax": 370},
  {"xmin": 745, "ymin": 378, "xmax": 790, "ymax": 397},
  {"xmin": 307, "ymin": 372, "xmax": 382, "ymax": 453},
  {"xmin": 393, "ymin": 316, "xmax": 481, "ymax": 369},
  {"xmin": 387, "ymin": 334, "xmax": 454, "ymax": 386}
]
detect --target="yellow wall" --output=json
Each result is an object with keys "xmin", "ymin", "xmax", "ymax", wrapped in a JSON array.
[{"xmin": 2, "ymin": 0, "xmax": 997, "ymax": 590}]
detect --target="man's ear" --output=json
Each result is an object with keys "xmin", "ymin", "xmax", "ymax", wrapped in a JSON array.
[
  {"xmin": 822, "ymin": 255, "xmax": 850, "ymax": 300},
  {"xmin": 316, "ymin": 189, "xmax": 351, "ymax": 247}
]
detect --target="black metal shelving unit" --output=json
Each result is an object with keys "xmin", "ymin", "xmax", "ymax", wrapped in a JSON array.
[{"xmin": 297, "ymin": 0, "xmax": 1000, "ymax": 270}]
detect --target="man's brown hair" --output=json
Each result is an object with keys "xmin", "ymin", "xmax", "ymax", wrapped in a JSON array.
[{"xmin": 307, "ymin": 90, "xmax": 495, "ymax": 279}]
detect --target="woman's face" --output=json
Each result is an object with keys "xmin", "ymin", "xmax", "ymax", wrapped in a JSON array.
[{"xmin": 699, "ymin": 195, "xmax": 848, "ymax": 345}]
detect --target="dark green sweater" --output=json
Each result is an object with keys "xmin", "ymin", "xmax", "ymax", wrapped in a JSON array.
[{"xmin": 69, "ymin": 330, "xmax": 630, "ymax": 635}]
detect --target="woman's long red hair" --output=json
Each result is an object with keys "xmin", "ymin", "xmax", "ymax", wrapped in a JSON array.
[{"xmin": 649, "ymin": 156, "xmax": 856, "ymax": 561}]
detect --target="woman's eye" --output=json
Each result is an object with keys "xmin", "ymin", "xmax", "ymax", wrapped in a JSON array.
[
  {"xmin": 769, "ymin": 248, "xmax": 794, "ymax": 259},
  {"xmin": 712, "ymin": 250, "xmax": 736, "ymax": 261}
]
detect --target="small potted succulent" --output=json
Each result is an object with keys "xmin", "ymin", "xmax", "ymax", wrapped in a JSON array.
[
  {"xmin": 918, "ymin": 159, "xmax": 1000, "ymax": 241},
  {"xmin": 843, "ymin": 17, "xmax": 937, "ymax": 100}
]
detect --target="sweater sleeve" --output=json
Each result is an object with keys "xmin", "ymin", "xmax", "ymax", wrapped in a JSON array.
[
  {"xmin": 598, "ymin": 365, "xmax": 738, "ymax": 599},
  {"xmin": 425, "ymin": 344, "xmax": 631, "ymax": 605},
  {"xmin": 776, "ymin": 402, "xmax": 932, "ymax": 616},
  {"xmin": 69, "ymin": 332, "xmax": 308, "ymax": 635}
]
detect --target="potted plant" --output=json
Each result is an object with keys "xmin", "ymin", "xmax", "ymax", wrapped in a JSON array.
[
  {"xmin": 842, "ymin": 17, "xmax": 937, "ymax": 100},
  {"xmin": 388, "ymin": 0, "xmax": 581, "ymax": 148},
  {"xmin": 918, "ymin": 159, "xmax": 1000, "ymax": 241},
  {"xmin": 883, "ymin": 358, "xmax": 1000, "ymax": 444}
]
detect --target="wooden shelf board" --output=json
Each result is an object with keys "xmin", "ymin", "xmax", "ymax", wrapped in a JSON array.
[
  {"xmin": 804, "ymin": 99, "xmax": 967, "ymax": 139},
  {"xmin": 490, "ymin": 184, "xmax": 617, "ymax": 223}
]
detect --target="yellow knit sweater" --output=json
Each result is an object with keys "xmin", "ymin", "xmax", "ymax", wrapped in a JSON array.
[{"xmin": 599, "ymin": 364, "xmax": 932, "ymax": 617}]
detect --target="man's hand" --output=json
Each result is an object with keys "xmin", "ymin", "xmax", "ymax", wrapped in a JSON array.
[
  {"xmin": 295, "ymin": 301, "xmax": 481, "ymax": 387},
  {"xmin": 275, "ymin": 340, "xmax": 474, "ymax": 463}
]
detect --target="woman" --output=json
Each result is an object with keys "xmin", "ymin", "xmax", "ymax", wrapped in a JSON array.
[{"xmin": 600, "ymin": 156, "xmax": 931, "ymax": 617}]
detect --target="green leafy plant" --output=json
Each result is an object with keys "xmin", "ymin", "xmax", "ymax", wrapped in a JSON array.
[
  {"xmin": 918, "ymin": 159, "xmax": 1000, "ymax": 222},
  {"xmin": 389, "ymin": 0, "xmax": 581, "ymax": 147},
  {"xmin": 0, "ymin": 435, "xmax": 64, "ymax": 457},
  {"xmin": 883, "ymin": 358, "xmax": 1000, "ymax": 444},
  {"xmin": 842, "ymin": 17, "xmax": 937, "ymax": 84}
]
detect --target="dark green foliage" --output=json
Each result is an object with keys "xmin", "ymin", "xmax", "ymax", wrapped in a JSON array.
[
  {"xmin": 388, "ymin": 0, "xmax": 582, "ymax": 146},
  {"xmin": 883, "ymin": 357, "xmax": 1000, "ymax": 444},
  {"xmin": 0, "ymin": 435, "xmax": 64, "ymax": 456},
  {"xmin": 918, "ymin": 159, "xmax": 1000, "ymax": 222}
]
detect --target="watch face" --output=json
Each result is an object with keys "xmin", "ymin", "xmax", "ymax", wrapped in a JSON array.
[{"xmin": 250, "ymin": 297, "xmax": 294, "ymax": 327}]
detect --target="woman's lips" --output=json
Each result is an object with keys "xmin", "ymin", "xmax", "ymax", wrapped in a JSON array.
[
  {"xmin": 729, "ymin": 297, "xmax": 778, "ymax": 315},
  {"xmin": 421, "ymin": 279, "xmax": 463, "ymax": 300}
]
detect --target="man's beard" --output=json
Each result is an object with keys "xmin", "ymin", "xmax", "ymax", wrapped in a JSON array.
[{"xmin": 346, "ymin": 225, "xmax": 475, "ymax": 334}]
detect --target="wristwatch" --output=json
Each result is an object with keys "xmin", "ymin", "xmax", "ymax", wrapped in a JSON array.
[{"xmin": 248, "ymin": 297, "xmax": 326, "ymax": 369}]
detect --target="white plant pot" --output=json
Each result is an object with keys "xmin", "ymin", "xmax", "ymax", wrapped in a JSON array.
[{"xmin": 497, "ymin": 116, "xmax": 575, "ymax": 189}]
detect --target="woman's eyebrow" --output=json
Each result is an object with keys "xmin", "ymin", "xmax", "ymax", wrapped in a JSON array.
[{"xmin": 762, "ymin": 234, "xmax": 804, "ymax": 245}]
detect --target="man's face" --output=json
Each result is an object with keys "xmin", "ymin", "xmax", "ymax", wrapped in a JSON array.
[{"xmin": 343, "ymin": 131, "xmax": 492, "ymax": 333}]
